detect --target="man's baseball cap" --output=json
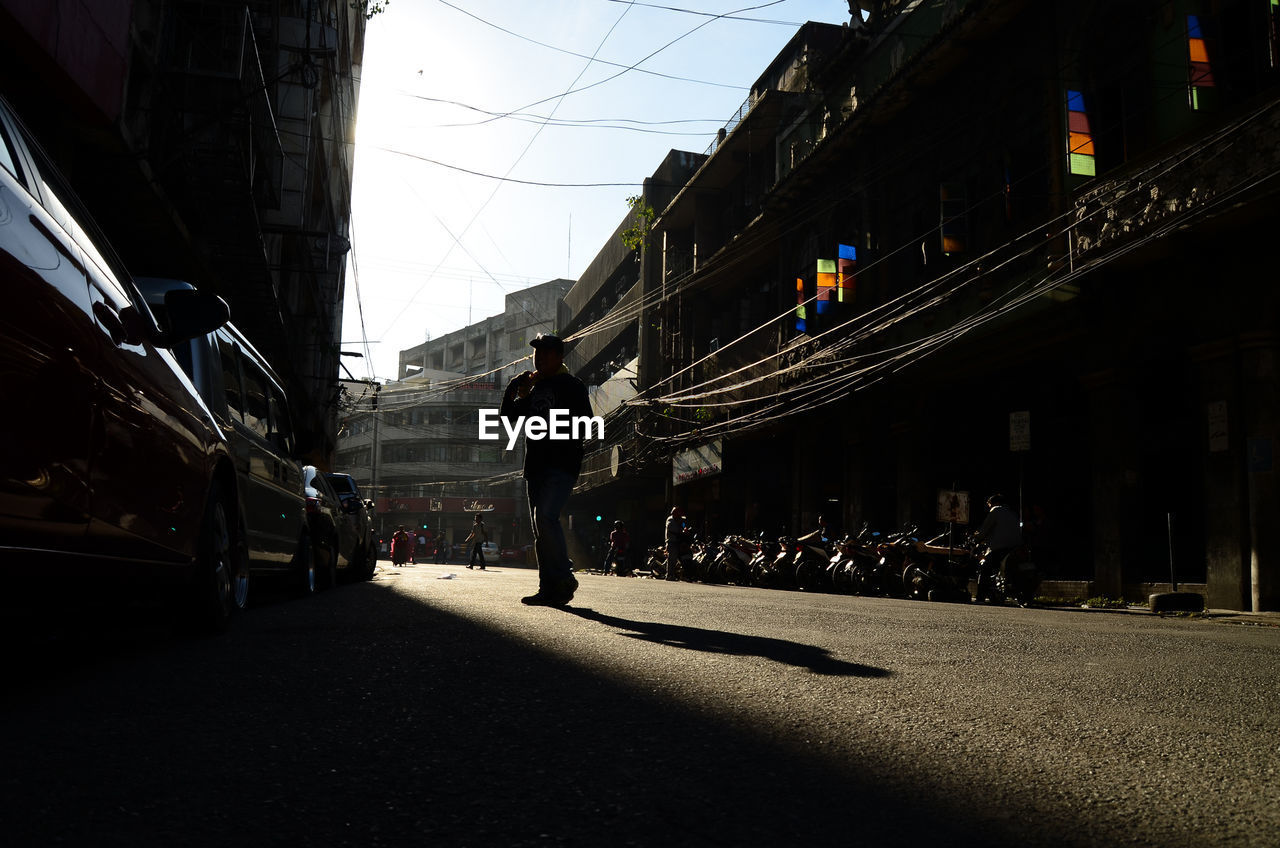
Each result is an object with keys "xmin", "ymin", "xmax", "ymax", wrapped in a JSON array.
[{"xmin": 529, "ymin": 333, "xmax": 565, "ymax": 354}]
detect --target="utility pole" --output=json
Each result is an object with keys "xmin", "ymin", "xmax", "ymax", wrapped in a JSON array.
[{"xmin": 370, "ymin": 384, "xmax": 382, "ymax": 532}]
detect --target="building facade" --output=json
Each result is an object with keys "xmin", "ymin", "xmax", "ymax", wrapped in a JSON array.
[
  {"xmin": 0, "ymin": 0, "xmax": 365, "ymax": 465},
  {"xmin": 562, "ymin": 0, "xmax": 1280, "ymax": 611}
]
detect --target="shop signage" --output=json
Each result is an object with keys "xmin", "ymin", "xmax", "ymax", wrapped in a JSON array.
[
  {"xmin": 379, "ymin": 496, "xmax": 516, "ymax": 515},
  {"xmin": 673, "ymin": 439, "xmax": 723, "ymax": 487}
]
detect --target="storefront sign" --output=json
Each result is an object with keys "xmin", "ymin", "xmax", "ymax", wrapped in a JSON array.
[
  {"xmin": 673, "ymin": 440, "xmax": 723, "ymax": 486},
  {"xmin": 379, "ymin": 496, "xmax": 516, "ymax": 516}
]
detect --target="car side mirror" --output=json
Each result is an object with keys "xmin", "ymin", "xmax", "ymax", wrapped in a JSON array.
[{"xmin": 156, "ymin": 289, "xmax": 229, "ymax": 347}]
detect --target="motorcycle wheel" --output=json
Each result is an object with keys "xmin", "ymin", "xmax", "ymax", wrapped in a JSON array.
[{"xmin": 902, "ymin": 563, "xmax": 930, "ymax": 601}]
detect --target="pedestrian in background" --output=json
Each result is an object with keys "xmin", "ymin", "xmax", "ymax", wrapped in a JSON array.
[
  {"xmin": 605, "ymin": 520, "xmax": 630, "ymax": 575},
  {"xmin": 391, "ymin": 526, "xmax": 410, "ymax": 567},
  {"xmin": 465, "ymin": 513, "xmax": 489, "ymax": 570},
  {"xmin": 665, "ymin": 508, "xmax": 689, "ymax": 581}
]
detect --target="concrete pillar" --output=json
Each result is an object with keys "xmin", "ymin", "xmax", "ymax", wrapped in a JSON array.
[
  {"xmin": 1241, "ymin": 334, "xmax": 1280, "ymax": 611},
  {"xmin": 1083, "ymin": 369, "xmax": 1141, "ymax": 598},
  {"xmin": 1193, "ymin": 340, "xmax": 1250, "ymax": 610}
]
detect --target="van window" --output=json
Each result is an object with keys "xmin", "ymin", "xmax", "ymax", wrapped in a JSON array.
[
  {"xmin": 218, "ymin": 340, "xmax": 244, "ymax": 422},
  {"xmin": 267, "ymin": 384, "xmax": 295, "ymax": 455},
  {"xmin": 241, "ymin": 361, "xmax": 271, "ymax": 439}
]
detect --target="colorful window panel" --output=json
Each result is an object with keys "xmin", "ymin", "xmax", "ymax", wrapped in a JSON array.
[
  {"xmin": 795, "ymin": 276, "xmax": 807, "ymax": 332},
  {"xmin": 837, "ymin": 244, "xmax": 857, "ymax": 304},
  {"xmin": 816, "ymin": 259, "xmax": 836, "ymax": 315},
  {"xmin": 939, "ymin": 183, "xmax": 968, "ymax": 254},
  {"xmin": 1270, "ymin": 0, "xmax": 1280, "ymax": 68},
  {"xmin": 1066, "ymin": 90, "xmax": 1095, "ymax": 177},
  {"xmin": 1187, "ymin": 15, "xmax": 1215, "ymax": 110}
]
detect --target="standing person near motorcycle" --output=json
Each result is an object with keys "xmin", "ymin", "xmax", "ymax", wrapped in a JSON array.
[
  {"xmin": 665, "ymin": 508, "xmax": 690, "ymax": 581},
  {"xmin": 798, "ymin": 514, "xmax": 831, "ymax": 545},
  {"xmin": 973, "ymin": 494, "xmax": 1022, "ymax": 602},
  {"xmin": 500, "ymin": 333, "xmax": 593, "ymax": 607},
  {"xmin": 604, "ymin": 520, "xmax": 630, "ymax": 575}
]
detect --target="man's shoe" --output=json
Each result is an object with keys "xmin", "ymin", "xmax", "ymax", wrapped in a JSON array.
[{"xmin": 521, "ymin": 591, "xmax": 571, "ymax": 607}]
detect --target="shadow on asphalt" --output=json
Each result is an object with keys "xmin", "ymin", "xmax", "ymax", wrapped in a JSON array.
[
  {"xmin": 0, "ymin": 579, "xmax": 1071, "ymax": 847},
  {"xmin": 564, "ymin": 606, "xmax": 892, "ymax": 677}
]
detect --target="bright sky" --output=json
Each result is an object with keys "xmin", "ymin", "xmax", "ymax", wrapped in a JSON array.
[{"xmin": 342, "ymin": 0, "xmax": 854, "ymax": 381}]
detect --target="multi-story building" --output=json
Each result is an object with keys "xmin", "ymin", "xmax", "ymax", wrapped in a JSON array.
[
  {"xmin": 337, "ymin": 279, "xmax": 570, "ymax": 548},
  {"xmin": 563, "ymin": 0, "xmax": 1280, "ymax": 611},
  {"xmin": 0, "ymin": 0, "xmax": 365, "ymax": 465}
]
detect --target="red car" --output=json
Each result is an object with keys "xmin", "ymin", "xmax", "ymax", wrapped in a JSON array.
[{"xmin": 0, "ymin": 95, "xmax": 237, "ymax": 632}]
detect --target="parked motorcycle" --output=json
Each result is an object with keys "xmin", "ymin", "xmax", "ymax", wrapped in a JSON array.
[
  {"xmin": 859, "ymin": 524, "xmax": 917, "ymax": 597},
  {"xmin": 712, "ymin": 534, "xmax": 759, "ymax": 585},
  {"xmin": 687, "ymin": 536, "xmax": 713, "ymax": 582},
  {"xmin": 901, "ymin": 531, "xmax": 975, "ymax": 602},
  {"xmin": 747, "ymin": 537, "xmax": 783, "ymax": 588},
  {"xmin": 827, "ymin": 524, "xmax": 879, "ymax": 594},
  {"xmin": 645, "ymin": 545, "xmax": 668, "ymax": 578}
]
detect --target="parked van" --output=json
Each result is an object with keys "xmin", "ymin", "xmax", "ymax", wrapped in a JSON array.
[
  {"xmin": 138, "ymin": 280, "xmax": 317, "ymax": 600},
  {"xmin": 0, "ymin": 95, "xmax": 238, "ymax": 634}
]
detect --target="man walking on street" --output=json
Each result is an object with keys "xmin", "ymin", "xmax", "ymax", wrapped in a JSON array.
[
  {"xmin": 465, "ymin": 513, "xmax": 489, "ymax": 570},
  {"xmin": 500, "ymin": 333, "xmax": 593, "ymax": 606}
]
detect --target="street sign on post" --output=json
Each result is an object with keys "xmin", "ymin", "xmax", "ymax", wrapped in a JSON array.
[
  {"xmin": 937, "ymin": 490, "xmax": 970, "ymax": 524},
  {"xmin": 1010, "ymin": 410, "xmax": 1031, "ymax": 452}
]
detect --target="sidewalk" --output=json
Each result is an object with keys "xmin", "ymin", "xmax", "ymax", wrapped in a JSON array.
[{"xmin": 1044, "ymin": 602, "xmax": 1280, "ymax": 627}]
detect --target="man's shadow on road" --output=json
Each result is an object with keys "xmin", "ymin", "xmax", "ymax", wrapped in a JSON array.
[{"xmin": 564, "ymin": 607, "xmax": 892, "ymax": 678}]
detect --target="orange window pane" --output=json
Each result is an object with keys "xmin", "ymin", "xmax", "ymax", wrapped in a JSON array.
[
  {"xmin": 1069, "ymin": 132, "xmax": 1095, "ymax": 156},
  {"xmin": 1189, "ymin": 38, "xmax": 1209, "ymax": 63}
]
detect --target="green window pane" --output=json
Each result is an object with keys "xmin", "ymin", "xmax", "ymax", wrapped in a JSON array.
[{"xmin": 1069, "ymin": 153, "xmax": 1096, "ymax": 176}]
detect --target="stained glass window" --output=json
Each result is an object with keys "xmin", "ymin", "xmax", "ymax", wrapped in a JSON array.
[
  {"xmin": 1066, "ymin": 90, "xmax": 1096, "ymax": 177},
  {"xmin": 1187, "ymin": 15, "xmax": 1215, "ymax": 110},
  {"xmin": 795, "ymin": 276, "xmax": 807, "ymax": 332},
  {"xmin": 837, "ymin": 244, "xmax": 857, "ymax": 304}
]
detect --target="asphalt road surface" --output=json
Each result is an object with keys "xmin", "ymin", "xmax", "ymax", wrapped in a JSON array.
[{"xmin": 4, "ymin": 563, "xmax": 1278, "ymax": 847}]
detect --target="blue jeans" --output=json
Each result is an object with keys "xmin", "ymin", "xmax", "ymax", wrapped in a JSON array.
[{"xmin": 526, "ymin": 469, "xmax": 574, "ymax": 588}]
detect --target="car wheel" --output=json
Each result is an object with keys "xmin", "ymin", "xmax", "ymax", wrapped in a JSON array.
[
  {"xmin": 354, "ymin": 542, "xmax": 377, "ymax": 581},
  {"xmin": 182, "ymin": 483, "xmax": 234, "ymax": 635}
]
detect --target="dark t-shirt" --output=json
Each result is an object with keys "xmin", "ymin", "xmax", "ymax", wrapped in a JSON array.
[{"xmin": 500, "ymin": 370, "xmax": 593, "ymax": 479}]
